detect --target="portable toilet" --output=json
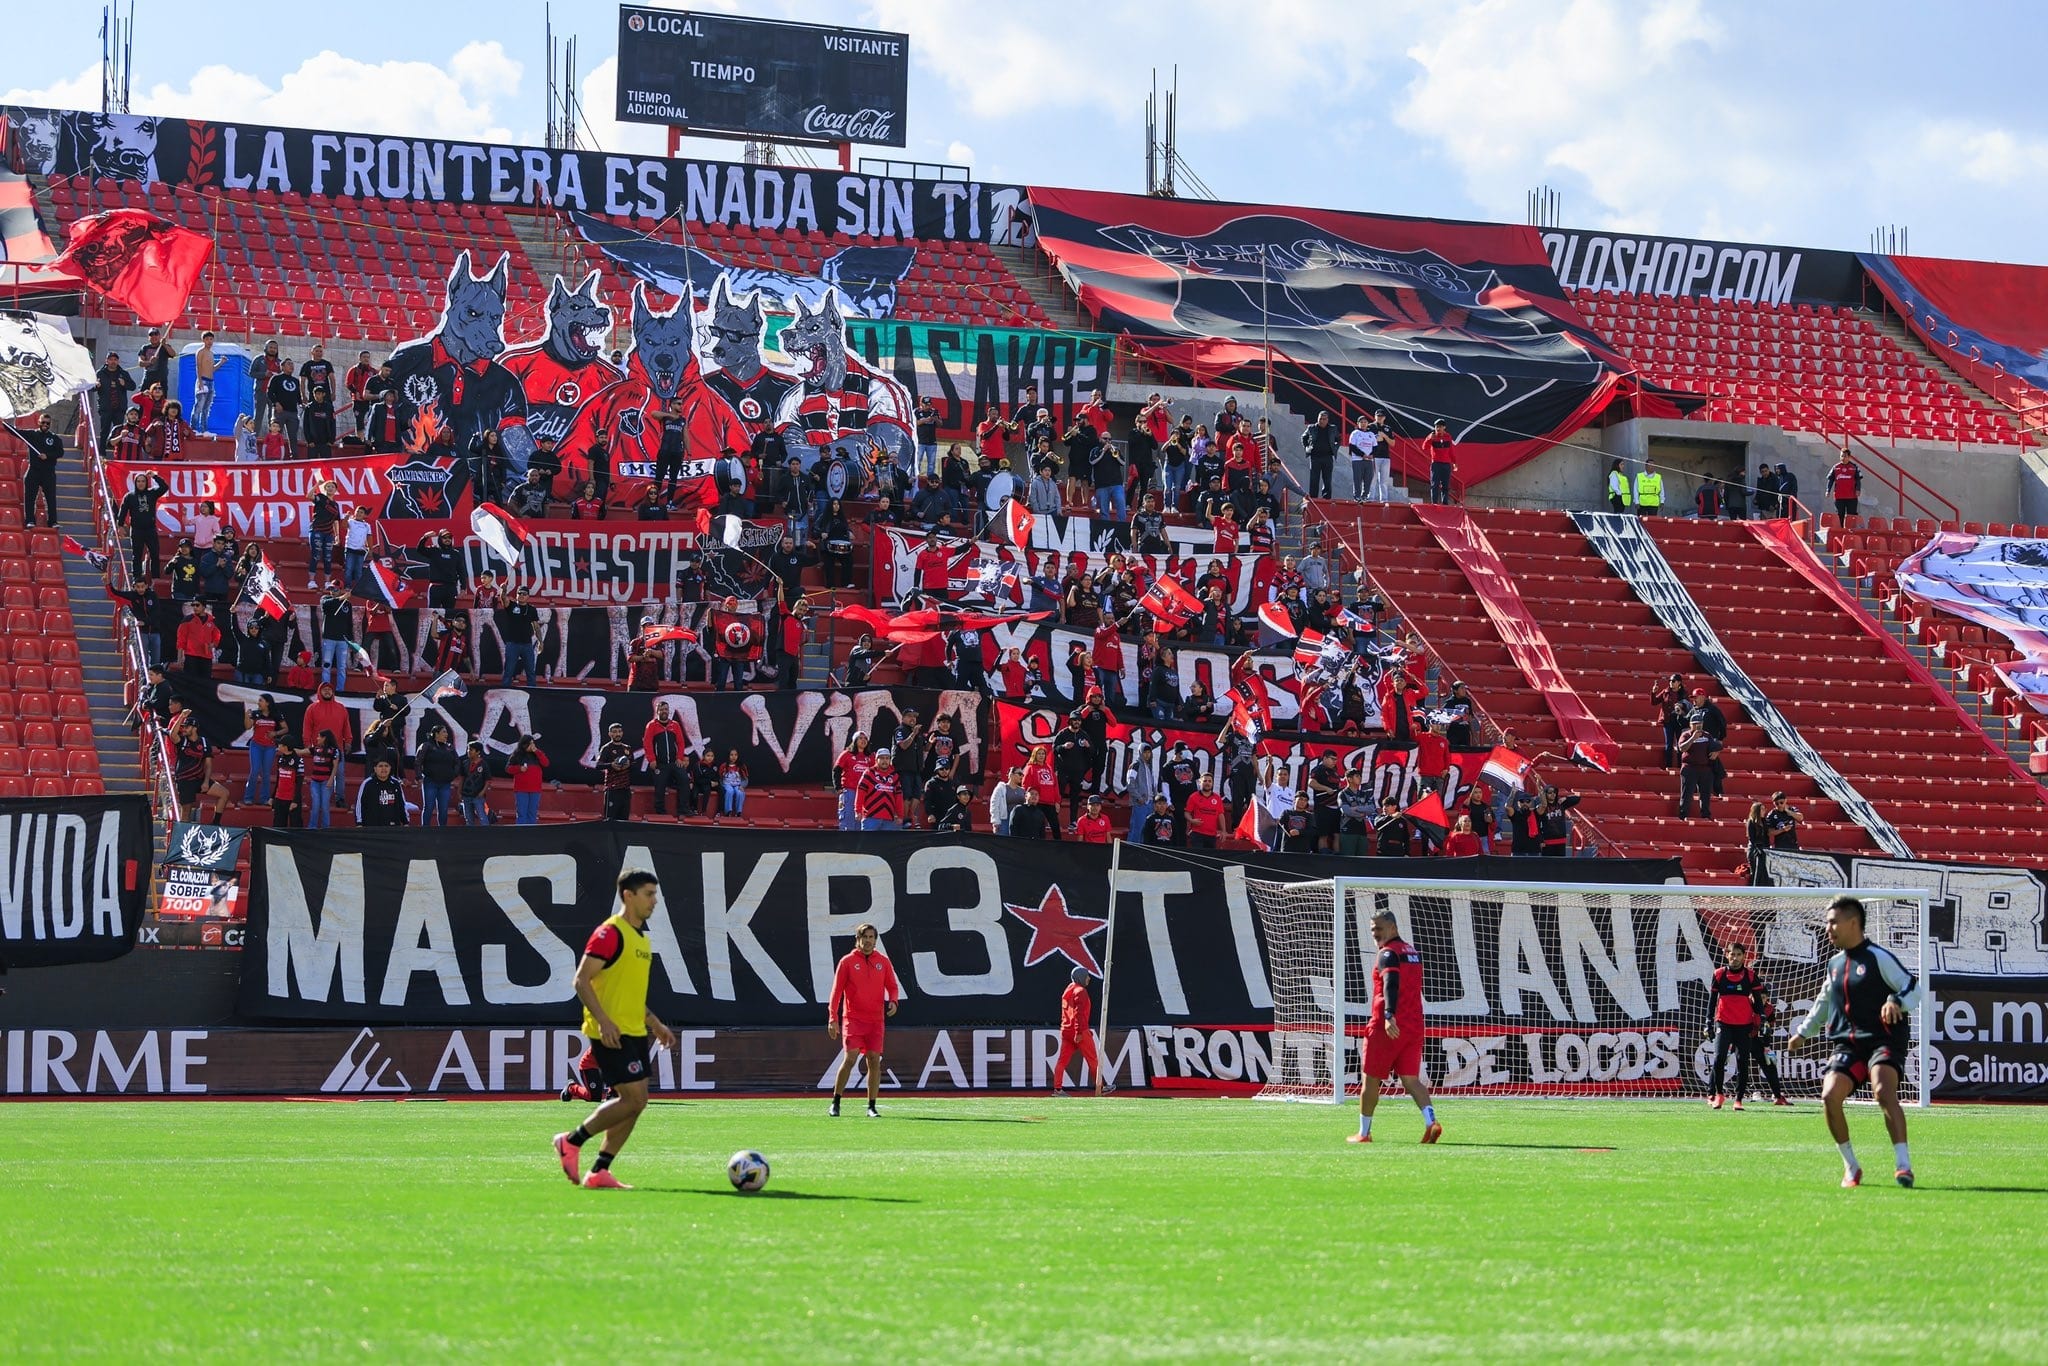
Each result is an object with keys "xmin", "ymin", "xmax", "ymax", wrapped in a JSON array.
[{"xmin": 176, "ymin": 340, "xmax": 253, "ymax": 437}]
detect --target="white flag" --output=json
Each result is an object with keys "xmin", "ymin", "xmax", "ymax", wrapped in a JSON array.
[{"xmin": 0, "ymin": 311, "xmax": 97, "ymax": 420}]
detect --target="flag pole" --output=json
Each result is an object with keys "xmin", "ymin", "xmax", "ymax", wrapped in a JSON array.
[{"xmin": 1098, "ymin": 837, "xmax": 1124, "ymax": 1091}]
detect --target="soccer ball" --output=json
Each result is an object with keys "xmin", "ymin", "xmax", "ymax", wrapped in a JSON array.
[{"xmin": 727, "ymin": 1149, "xmax": 770, "ymax": 1193}]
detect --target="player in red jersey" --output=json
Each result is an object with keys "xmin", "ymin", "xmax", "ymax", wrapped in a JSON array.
[
  {"xmin": 828, "ymin": 922, "xmax": 900, "ymax": 1117},
  {"xmin": 1348, "ymin": 909, "xmax": 1442, "ymax": 1144},
  {"xmin": 1053, "ymin": 966, "xmax": 1111, "ymax": 1096}
]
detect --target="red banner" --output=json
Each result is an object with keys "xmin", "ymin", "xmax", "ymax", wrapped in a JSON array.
[
  {"xmin": 1409, "ymin": 504, "xmax": 1618, "ymax": 758},
  {"xmin": 870, "ymin": 525, "xmax": 1280, "ymax": 613},
  {"xmin": 104, "ymin": 453, "xmax": 420, "ymax": 540}
]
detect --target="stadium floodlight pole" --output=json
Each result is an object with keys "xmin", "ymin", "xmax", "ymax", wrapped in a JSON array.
[
  {"xmin": 1918, "ymin": 889, "xmax": 1933, "ymax": 1109},
  {"xmin": 1099, "ymin": 838, "xmax": 1125, "ymax": 1079}
]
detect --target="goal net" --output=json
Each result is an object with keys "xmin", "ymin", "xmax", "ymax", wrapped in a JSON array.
[{"xmin": 1245, "ymin": 876, "xmax": 1931, "ymax": 1105}]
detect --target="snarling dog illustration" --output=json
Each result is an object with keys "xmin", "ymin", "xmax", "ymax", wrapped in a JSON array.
[
  {"xmin": 502, "ymin": 272, "xmax": 621, "ymax": 449},
  {"xmin": 53, "ymin": 111, "xmax": 161, "ymax": 184},
  {"xmin": 564, "ymin": 283, "xmax": 749, "ymax": 515},
  {"xmin": 698, "ymin": 275, "xmax": 797, "ymax": 433},
  {"xmin": 0, "ymin": 343, "xmax": 56, "ymax": 417},
  {"xmin": 773, "ymin": 288, "xmax": 916, "ymax": 476},
  {"xmin": 385, "ymin": 250, "xmax": 535, "ymax": 493}
]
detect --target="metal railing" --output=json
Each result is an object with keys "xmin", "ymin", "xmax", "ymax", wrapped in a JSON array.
[{"xmin": 81, "ymin": 404, "xmax": 182, "ymax": 826}]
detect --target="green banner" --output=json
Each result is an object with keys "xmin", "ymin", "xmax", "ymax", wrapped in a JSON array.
[{"xmin": 763, "ymin": 316, "xmax": 1115, "ymax": 434}]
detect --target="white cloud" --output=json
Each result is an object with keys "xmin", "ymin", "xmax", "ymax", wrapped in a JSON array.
[
  {"xmin": 944, "ymin": 140, "xmax": 975, "ymax": 169},
  {"xmin": 7, "ymin": 43, "xmax": 530, "ymax": 144}
]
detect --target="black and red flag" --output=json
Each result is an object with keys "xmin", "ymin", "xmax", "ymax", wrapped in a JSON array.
[
  {"xmin": 1139, "ymin": 576, "xmax": 1202, "ymax": 630},
  {"xmin": 1227, "ymin": 673, "xmax": 1272, "ymax": 744},
  {"xmin": 709, "ymin": 604, "xmax": 764, "ymax": 661},
  {"xmin": 53, "ymin": 208, "xmax": 212, "ymax": 325},
  {"xmin": 1027, "ymin": 186, "xmax": 1700, "ymax": 491},
  {"xmin": 242, "ymin": 551, "xmax": 291, "ymax": 621}
]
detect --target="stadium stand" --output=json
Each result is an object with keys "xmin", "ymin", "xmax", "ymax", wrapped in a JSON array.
[
  {"xmin": 1311, "ymin": 500, "xmax": 2048, "ymax": 877},
  {"xmin": 1571, "ymin": 289, "xmax": 2029, "ymax": 447}
]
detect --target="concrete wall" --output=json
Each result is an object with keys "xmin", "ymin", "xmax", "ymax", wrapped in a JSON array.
[{"xmin": 1472, "ymin": 416, "xmax": 2029, "ymax": 524}]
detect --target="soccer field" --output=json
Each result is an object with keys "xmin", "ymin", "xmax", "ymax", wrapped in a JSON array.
[{"xmin": 2, "ymin": 1098, "xmax": 2042, "ymax": 1362}]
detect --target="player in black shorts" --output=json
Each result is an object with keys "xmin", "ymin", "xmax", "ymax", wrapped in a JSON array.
[{"xmin": 1785, "ymin": 895, "xmax": 1919, "ymax": 1188}]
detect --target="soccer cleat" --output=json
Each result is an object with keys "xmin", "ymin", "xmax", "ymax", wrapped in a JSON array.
[
  {"xmin": 1732, "ymin": 1099, "xmax": 1745, "ymax": 1111},
  {"xmin": 866, "ymin": 1104, "xmax": 880, "ymax": 1118},
  {"xmin": 1841, "ymin": 1168, "xmax": 1863, "ymax": 1188},
  {"xmin": 1421, "ymin": 1122, "xmax": 1443, "ymax": 1144},
  {"xmin": 1345, "ymin": 1132, "xmax": 1373, "ymax": 1144},
  {"xmin": 828, "ymin": 1096, "xmax": 840, "ymax": 1117},
  {"xmin": 1709, "ymin": 1095, "xmax": 1724, "ymax": 1110},
  {"xmin": 583, "ymin": 1169, "xmax": 632, "ymax": 1190},
  {"xmin": 552, "ymin": 1133, "xmax": 581, "ymax": 1185},
  {"xmin": 1773, "ymin": 1096, "xmax": 1792, "ymax": 1106},
  {"xmin": 1895, "ymin": 1168, "xmax": 1915, "ymax": 1189},
  {"xmin": 1052, "ymin": 1088, "xmax": 1067, "ymax": 1097}
]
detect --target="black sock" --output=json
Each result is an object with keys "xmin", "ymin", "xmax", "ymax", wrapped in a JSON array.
[
  {"xmin": 593, "ymin": 1151, "xmax": 614, "ymax": 1172},
  {"xmin": 568, "ymin": 1125, "xmax": 592, "ymax": 1146}
]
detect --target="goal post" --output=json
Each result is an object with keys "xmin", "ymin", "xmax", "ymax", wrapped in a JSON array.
[{"xmin": 1245, "ymin": 875, "xmax": 1933, "ymax": 1107}]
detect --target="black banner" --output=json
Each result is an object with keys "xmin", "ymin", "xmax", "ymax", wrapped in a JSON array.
[
  {"xmin": 236, "ymin": 824, "xmax": 1680, "ymax": 1026},
  {"xmin": 3, "ymin": 107, "xmax": 1027, "ymax": 244},
  {"xmin": 0, "ymin": 796, "xmax": 153, "ymax": 969},
  {"xmin": 167, "ymin": 674, "xmax": 980, "ymax": 789},
  {"xmin": 1541, "ymin": 227, "xmax": 1864, "ymax": 306},
  {"xmin": 615, "ymin": 8, "xmax": 909, "ymax": 148}
]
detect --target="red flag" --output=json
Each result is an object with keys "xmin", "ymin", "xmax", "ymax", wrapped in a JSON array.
[
  {"xmin": 1569, "ymin": 741, "xmax": 1614, "ymax": 774},
  {"xmin": 362, "ymin": 558, "xmax": 416, "ymax": 610},
  {"xmin": 709, "ymin": 607, "xmax": 763, "ymax": 661},
  {"xmin": 1257, "ymin": 601, "xmax": 1295, "ymax": 638},
  {"xmin": 1403, "ymin": 790, "xmax": 1451, "ymax": 843},
  {"xmin": 995, "ymin": 497, "xmax": 1034, "ymax": 547},
  {"xmin": 54, "ymin": 209, "xmax": 213, "ymax": 325},
  {"xmin": 1139, "ymin": 576, "xmax": 1202, "ymax": 629},
  {"xmin": 61, "ymin": 534, "xmax": 109, "ymax": 571},
  {"xmin": 1228, "ymin": 674, "xmax": 1271, "ymax": 743},
  {"xmin": 1481, "ymin": 745, "xmax": 1531, "ymax": 790},
  {"xmin": 1233, "ymin": 798, "xmax": 1267, "ymax": 851}
]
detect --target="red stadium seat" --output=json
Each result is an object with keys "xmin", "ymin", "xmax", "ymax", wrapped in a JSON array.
[
  {"xmin": 17, "ymin": 693, "xmax": 50, "ymax": 718},
  {"xmin": 13, "ymin": 664, "xmax": 48, "ymax": 691},
  {"xmin": 0, "ymin": 776, "xmax": 25, "ymax": 799},
  {"xmin": 8, "ymin": 638, "xmax": 42, "ymax": 665},
  {"xmin": 59, "ymin": 722, "xmax": 93, "ymax": 749},
  {"xmin": 69, "ymin": 776, "xmax": 105, "ymax": 796},
  {"xmin": 0, "ymin": 750, "xmax": 24, "ymax": 777},
  {"xmin": 21, "ymin": 721, "xmax": 55, "ymax": 749},
  {"xmin": 50, "ymin": 666, "xmax": 82, "ymax": 692},
  {"xmin": 29, "ymin": 776, "xmax": 65, "ymax": 799},
  {"xmin": 54, "ymin": 694, "xmax": 88, "ymax": 721},
  {"xmin": 46, "ymin": 640, "xmax": 78, "ymax": 665},
  {"xmin": 0, "ymin": 722, "xmax": 17, "ymax": 748},
  {"xmin": 65, "ymin": 750, "xmax": 99, "ymax": 777}
]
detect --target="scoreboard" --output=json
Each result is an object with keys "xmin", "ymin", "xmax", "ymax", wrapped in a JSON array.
[{"xmin": 615, "ymin": 6, "xmax": 910, "ymax": 148}]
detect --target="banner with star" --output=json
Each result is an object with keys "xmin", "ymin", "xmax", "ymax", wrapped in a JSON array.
[{"xmin": 237, "ymin": 824, "xmax": 1678, "ymax": 1026}]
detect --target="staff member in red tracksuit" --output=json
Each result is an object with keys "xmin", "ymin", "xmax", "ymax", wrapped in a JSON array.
[
  {"xmin": 1705, "ymin": 941, "xmax": 1763, "ymax": 1109},
  {"xmin": 1053, "ymin": 967, "xmax": 1110, "ymax": 1096},
  {"xmin": 827, "ymin": 922, "xmax": 900, "ymax": 1118}
]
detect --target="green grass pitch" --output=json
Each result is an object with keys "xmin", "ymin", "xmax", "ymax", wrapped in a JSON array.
[{"xmin": 2, "ymin": 1098, "xmax": 2043, "ymax": 1361}]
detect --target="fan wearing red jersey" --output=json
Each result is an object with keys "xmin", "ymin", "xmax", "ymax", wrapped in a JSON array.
[
  {"xmin": 828, "ymin": 922, "xmax": 900, "ymax": 1118},
  {"xmin": 1053, "ymin": 966, "xmax": 1109, "ymax": 1096},
  {"xmin": 1349, "ymin": 909, "xmax": 1442, "ymax": 1145}
]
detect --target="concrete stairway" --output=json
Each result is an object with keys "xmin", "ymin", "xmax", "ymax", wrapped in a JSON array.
[{"xmin": 51, "ymin": 438, "xmax": 148, "ymax": 797}]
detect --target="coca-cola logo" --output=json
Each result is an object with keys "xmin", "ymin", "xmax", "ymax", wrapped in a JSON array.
[{"xmin": 801, "ymin": 105, "xmax": 896, "ymax": 141}]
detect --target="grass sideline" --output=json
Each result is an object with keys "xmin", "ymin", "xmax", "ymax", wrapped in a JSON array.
[{"xmin": 1, "ymin": 1098, "xmax": 2043, "ymax": 1362}]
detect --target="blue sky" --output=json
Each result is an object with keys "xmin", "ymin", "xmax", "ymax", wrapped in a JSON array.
[{"xmin": 9, "ymin": 0, "xmax": 2048, "ymax": 262}]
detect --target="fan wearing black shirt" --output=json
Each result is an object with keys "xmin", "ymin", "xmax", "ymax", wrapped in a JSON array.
[
  {"xmin": 267, "ymin": 361, "xmax": 303, "ymax": 452},
  {"xmin": 4, "ymin": 414, "xmax": 65, "ymax": 528},
  {"xmin": 1279, "ymin": 794, "xmax": 1318, "ymax": 853},
  {"xmin": 1373, "ymin": 800, "xmax": 1413, "ymax": 857},
  {"xmin": 1764, "ymin": 793, "xmax": 1801, "ymax": 849},
  {"xmin": 355, "ymin": 757, "xmax": 409, "ymax": 827},
  {"xmin": 1139, "ymin": 794, "xmax": 1179, "ymax": 846}
]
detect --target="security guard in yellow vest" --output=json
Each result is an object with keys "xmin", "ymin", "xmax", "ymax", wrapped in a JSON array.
[
  {"xmin": 1607, "ymin": 461, "xmax": 1634, "ymax": 514},
  {"xmin": 1634, "ymin": 467, "xmax": 1664, "ymax": 516}
]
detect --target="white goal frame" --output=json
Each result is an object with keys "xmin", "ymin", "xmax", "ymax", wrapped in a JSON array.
[{"xmin": 1323, "ymin": 877, "xmax": 1933, "ymax": 1108}]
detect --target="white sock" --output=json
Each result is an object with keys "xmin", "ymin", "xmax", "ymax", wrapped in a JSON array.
[
  {"xmin": 1358, "ymin": 1114, "xmax": 1372, "ymax": 1137},
  {"xmin": 1838, "ymin": 1141, "xmax": 1859, "ymax": 1172},
  {"xmin": 1894, "ymin": 1142, "xmax": 1911, "ymax": 1169},
  {"xmin": 1422, "ymin": 1104, "xmax": 1437, "ymax": 1126}
]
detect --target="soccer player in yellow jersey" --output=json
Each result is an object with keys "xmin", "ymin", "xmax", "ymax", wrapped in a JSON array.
[{"xmin": 553, "ymin": 870, "xmax": 676, "ymax": 1190}]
